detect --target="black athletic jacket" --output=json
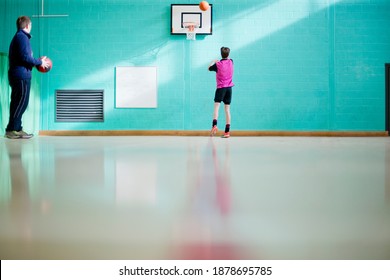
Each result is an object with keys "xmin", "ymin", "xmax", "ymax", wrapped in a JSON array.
[{"xmin": 8, "ymin": 29, "xmax": 42, "ymax": 80}]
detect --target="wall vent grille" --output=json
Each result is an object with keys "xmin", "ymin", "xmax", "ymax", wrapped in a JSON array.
[{"xmin": 55, "ymin": 90, "xmax": 104, "ymax": 122}]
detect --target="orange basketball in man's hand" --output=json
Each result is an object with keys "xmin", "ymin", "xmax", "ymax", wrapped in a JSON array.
[
  {"xmin": 199, "ymin": 1, "xmax": 210, "ymax": 11},
  {"xmin": 37, "ymin": 57, "xmax": 52, "ymax": 73}
]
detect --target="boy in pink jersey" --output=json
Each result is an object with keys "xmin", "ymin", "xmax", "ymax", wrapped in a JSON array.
[{"xmin": 208, "ymin": 47, "xmax": 234, "ymax": 138}]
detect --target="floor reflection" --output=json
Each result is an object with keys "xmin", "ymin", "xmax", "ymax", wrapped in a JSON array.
[
  {"xmin": 386, "ymin": 143, "xmax": 390, "ymax": 202},
  {"xmin": 172, "ymin": 139, "xmax": 248, "ymax": 259},
  {"xmin": 115, "ymin": 151, "xmax": 157, "ymax": 205},
  {"xmin": 0, "ymin": 136, "xmax": 389, "ymax": 260},
  {"xmin": 3, "ymin": 141, "xmax": 32, "ymax": 242}
]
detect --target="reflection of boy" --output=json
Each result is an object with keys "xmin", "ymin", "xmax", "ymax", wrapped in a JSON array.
[{"xmin": 208, "ymin": 47, "xmax": 234, "ymax": 138}]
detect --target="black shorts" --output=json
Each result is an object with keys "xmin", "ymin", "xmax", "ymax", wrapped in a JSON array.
[{"xmin": 214, "ymin": 87, "xmax": 232, "ymax": 104}]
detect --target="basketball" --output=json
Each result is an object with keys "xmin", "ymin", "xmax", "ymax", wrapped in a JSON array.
[
  {"xmin": 199, "ymin": 1, "xmax": 210, "ymax": 11},
  {"xmin": 37, "ymin": 57, "xmax": 52, "ymax": 73}
]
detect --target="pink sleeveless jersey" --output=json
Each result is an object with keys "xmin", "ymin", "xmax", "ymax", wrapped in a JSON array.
[{"xmin": 216, "ymin": 59, "xmax": 234, "ymax": 89}]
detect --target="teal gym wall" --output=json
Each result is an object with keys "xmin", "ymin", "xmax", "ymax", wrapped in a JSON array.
[{"xmin": 1, "ymin": 0, "xmax": 390, "ymax": 133}]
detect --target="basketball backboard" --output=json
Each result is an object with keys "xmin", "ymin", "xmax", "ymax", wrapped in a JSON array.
[{"xmin": 171, "ymin": 4, "xmax": 212, "ymax": 35}]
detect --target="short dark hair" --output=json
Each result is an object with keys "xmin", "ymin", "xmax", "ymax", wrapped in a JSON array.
[
  {"xmin": 221, "ymin": 47, "xmax": 230, "ymax": 59},
  {"xmin": 16, "ymin": 16, "xmax": 31, "ymax": 30}
]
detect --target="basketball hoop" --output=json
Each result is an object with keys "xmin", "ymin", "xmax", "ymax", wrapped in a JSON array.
[{"xmin": 183, "ymin": 22, "xmax": 199, "ymax": 40}]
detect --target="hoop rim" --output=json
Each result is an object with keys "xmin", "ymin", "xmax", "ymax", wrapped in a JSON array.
[{"xmin": 182, "ymin": 21, "xmax": 200, "ymax": 29}]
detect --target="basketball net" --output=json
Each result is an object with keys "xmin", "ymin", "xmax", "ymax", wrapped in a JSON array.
[
  {"xmin": 184, "ymin": 23, "xmax": 198, "ymax": 41},
  {"xmin": 186, "ymin": 24, "xmax": 196, "ymax": 40}
]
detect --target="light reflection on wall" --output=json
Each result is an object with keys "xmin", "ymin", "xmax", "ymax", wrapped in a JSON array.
[{"xmin": 194, "ymin": 0, "xmax": 343, "ymax": 68}]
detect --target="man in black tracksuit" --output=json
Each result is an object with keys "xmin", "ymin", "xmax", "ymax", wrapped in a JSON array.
[{"xmin": 5, "ymin": 16, "xmax": 49, "ymax": 139}]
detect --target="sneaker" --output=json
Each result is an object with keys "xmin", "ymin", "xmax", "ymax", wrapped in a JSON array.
[
  {"xmin": 210, "ymin": 125, "xmax": 218, "ymax": 136},
  {"xmin": 18, "ymin": 130, "xmax": 33, "ymax": 139},
  {"xmin": 5, "ymin": 131, "xmax": 21, "ymax": 139},
  {"xmin": 4, "ymin": 130, "xmax": 33, "ymax": 139},
  {"xmin": 221, "ymin": 132, "xmax": 230, "ymax": 138}
]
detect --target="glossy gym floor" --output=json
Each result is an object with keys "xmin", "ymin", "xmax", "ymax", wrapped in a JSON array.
[{"xmin": 1, "ymin": 136, "xmax": 389, "ymax": 260}]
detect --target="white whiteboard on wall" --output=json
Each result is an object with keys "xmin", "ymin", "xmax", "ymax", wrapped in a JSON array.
[{"xmin": 115, "ymin": 66, "xmax": 157, "ymax": 108}]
